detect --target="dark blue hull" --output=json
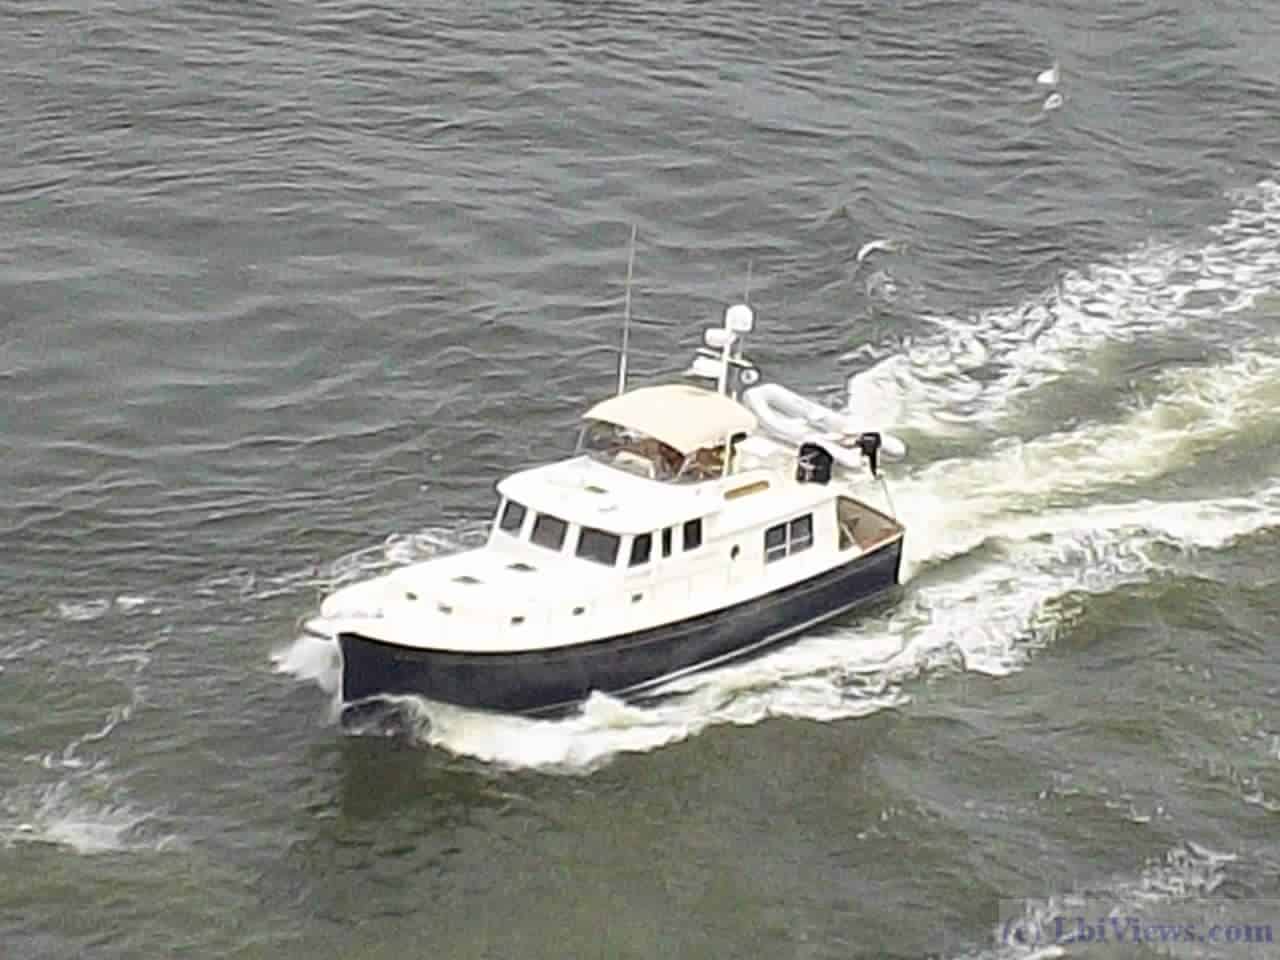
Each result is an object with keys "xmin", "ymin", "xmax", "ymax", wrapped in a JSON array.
[{"xmin": 339, "ymin": 536, "xmax": 903, "ymax": 716}]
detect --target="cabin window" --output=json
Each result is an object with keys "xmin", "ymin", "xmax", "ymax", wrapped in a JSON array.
[
  {"xmin": 499, "ymin": 499, "xmax": 527, "ymax": 534},
  {"xmin": 790, "ymin": 515, "xmax": 814, "ymax": 553},
  {"xmin": 629, "ymin": 533, "xmax": 652, "ymax": 567},
  {"xmin": 765, "ymin": 513, "xmax": 815, "ymax": 563},
  {"xmin": 764, "ymin": 524, "xmax": 788, "ymax": 563},
  {"xmin": 577, "ymin": 526, "xmax": 621, "ymax": 566},
  {"xmin": 530, "ymin": 513, "xmax": 568, "ymax": 551},
  {"xmin": 683, "ymin": 518, "xmax": 703, "ymax": 551},
  {"xmin": 661, "ymin": 527, "xmax": 673, "ymax": 557}
]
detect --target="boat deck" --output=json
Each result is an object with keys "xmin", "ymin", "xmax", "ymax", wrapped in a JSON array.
[{"xmin": 837, "ymin": 496, "xmax": 902, "ymax": 552}]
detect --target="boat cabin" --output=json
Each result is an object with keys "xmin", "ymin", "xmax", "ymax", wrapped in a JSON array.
[
  {"xmin": 324, "ymin": 375, "xmax": 901, "ymax": 652},
  {"xmin": 483, "ymin": 384, "xmax": 900, "ymax": 586}
]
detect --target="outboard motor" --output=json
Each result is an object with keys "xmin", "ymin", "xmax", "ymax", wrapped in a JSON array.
[
  {"xmin": 855, "ymin": 432, "xmax": 882, "ymax": 476},
  {"xmin": 796, "ymin": 442, "xmax": 834, "ymax": 485}
]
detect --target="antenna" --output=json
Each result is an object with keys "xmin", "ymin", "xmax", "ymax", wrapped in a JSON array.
[
  {"xmin": 744, "ymin": 258, "xmax": 753, "ymax": 304},
  {"xmin": 617, "ymin": 223, "xmax": 637, "ymax": 395}
]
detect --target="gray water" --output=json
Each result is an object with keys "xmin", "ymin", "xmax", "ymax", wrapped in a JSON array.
[{"xmin": 4, "ymin": 1, "xmax": 1280, "ymax": 957}]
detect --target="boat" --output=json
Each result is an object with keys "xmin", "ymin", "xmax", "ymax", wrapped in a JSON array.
[{"xmin": 308, "ymin": 277, "xmax": 909, "ymax": 718}]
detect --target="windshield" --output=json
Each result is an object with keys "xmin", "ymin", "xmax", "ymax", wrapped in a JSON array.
[{"xmin": 579, "ymin": 421, "xmax": 684, "ymax": 481}]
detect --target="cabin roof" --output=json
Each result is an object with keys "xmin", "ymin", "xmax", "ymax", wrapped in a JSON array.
[
  {"xmin": 583, "ymin": 384, "xmax": 758, "ymax": 455},
  {"xmin": 497, "ymin": 456, "xmax": 720, "ymax": 534}
]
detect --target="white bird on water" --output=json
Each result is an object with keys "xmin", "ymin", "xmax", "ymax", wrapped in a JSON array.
[
  {"xmin": 855, "ymin": 237, "xmax": 903, "ymax": 263},
  {"xmin": 1037, "ymin": 61, "xmax": 1060, "ymax": 86}
]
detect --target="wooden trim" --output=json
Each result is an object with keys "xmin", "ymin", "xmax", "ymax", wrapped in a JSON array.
[{"xmin": 725, "ymin": 480, "xmax": 770, "ymax": 500}]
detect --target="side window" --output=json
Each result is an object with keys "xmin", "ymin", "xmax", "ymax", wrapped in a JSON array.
[
  {"xmin": 661, "ymin": 527, "xmax": 673, "ymax": 558},
  {"xmin": 683, "ymin": 518, "xmax": 703, "ymax": 551},
  {"xmin": 789, "ymin": 515, "xmax": 813, "ymax": 553},
  {"xmin": 764, "ymin": 523, "xmax": 787, "ymax": 563},
  {"xmin": 499, "ymin": 500, "xmax": 527, "ymax": 534},
  {"xmin": 530, "ymin": 513, "xmax": 568, "ymax": 551},
  {"xmin": 577, "ymin": 527, "xmax": 621, "ymax": 566},
  {"xmin": 629, "ymin": 532, "xmax": 652, "ymax": 567},
  {"xmin": 765, "ymin": 513, "xmax": 814, "ymax": 563}
]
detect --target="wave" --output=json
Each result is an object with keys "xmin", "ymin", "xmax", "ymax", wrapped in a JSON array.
[
  {"xmin": 0, "ymin": 782, "xmax": 160, "ymax": 856},
  {"xmin": 2, "ymin": 637, "xmax": 178, "ymax": 856},
  {"xmin": 965, "ymin": 842, "xmax": 1247, "ymax": 960},
  {"xmin": 52, "ymin": 594, "xmax": 159, "ymax": 623},
  {"xmin": 846, "ymin": 178, "xmax": 1280, "ymax": 435},
  {"xmin": 893, "ymin": 345, "xmax": 1280, "ymax": 578},
  {"xmin": 0, "ymin": 778, "xmax": 182, "ymax": 856}
]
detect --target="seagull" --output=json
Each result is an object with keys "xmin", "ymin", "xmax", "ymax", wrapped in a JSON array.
[
  {"xmin": 855, "ymin": 238, "xmax": 903, "ymax": 263},
  {"xmin": 1037, "ymin": 61, "xmax": 1060, "ymax": 86},
  {"xmin": 1042, "ymin": 91, "xmax": 1064, "ymax": 112}
]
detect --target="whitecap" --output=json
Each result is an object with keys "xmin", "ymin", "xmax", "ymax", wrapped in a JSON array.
[
  {"xmin": 55, "ymin": 599, "xmax": 110, "ymax": 622},
  {"xmin": 272, "ymin": 632, "xmax": 341, "ymax": 696},
  {"xmin": 846, "ymin": 178, "xmax": 1280, "ymax": 436}
]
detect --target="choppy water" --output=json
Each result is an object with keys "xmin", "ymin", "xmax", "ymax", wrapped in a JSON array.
[{"xmin": 4, "ymin": 1, "xmax": 1280, "ymax": 957}]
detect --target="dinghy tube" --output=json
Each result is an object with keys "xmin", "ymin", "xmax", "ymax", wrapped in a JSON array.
[{"xmin": 741, "ymin": 383, "xmax": 906, "ymax": 469}]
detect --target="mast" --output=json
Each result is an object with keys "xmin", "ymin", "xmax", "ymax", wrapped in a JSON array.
[{"xmin": 616, "ymin": 224, "xmax": 637, "ymax": 396}]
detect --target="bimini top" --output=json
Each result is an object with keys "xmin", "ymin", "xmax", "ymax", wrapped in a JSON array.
[{"xmin": 583, "ymin": 384, "xmax": 758, "ymax": 454}]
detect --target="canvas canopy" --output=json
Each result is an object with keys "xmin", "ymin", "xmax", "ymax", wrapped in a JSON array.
[{"xmin": 583, "ymin": 384, "xmax": 758, "ymax": 454}]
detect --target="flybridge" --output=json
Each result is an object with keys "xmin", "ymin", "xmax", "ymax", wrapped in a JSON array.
[{"xmin": 584, "ymin": 384, "xmax": 757, "ymax": 458}]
